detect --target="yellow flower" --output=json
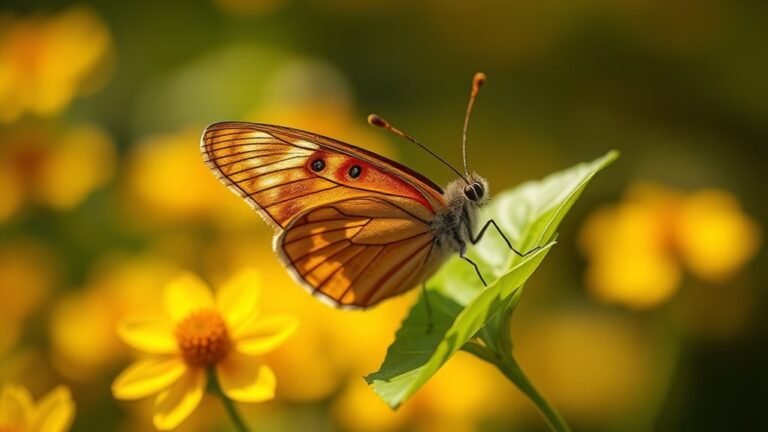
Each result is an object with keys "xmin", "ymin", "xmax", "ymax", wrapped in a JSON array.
[
  {"xmin": 33, "ymin": 124, "xmax": 116, "ymax": 210},
  {"xmin": 580, "ymin": 182, "xmax": 761, "ymax": 309},
  {"xmin": 111, "ymin": 270, "xmax": 297, "ymax": 430},
  {"xmin": 50, "ymin": 254, "xmax": 176, "ymax": 380},
  {"xmin": 676, "ymin": 189, "xmax": 761, "ymax": 282},
  {"xmin": 0, "ymin": 384, "xmax": 75, "ymax": 432},
  {"xmin": 123, "ymin": 127, "xmax": 251, "ymax": 227},
  {"xmin": 0, "ymin": 123, "xmax": 116, "ymax": 220},
  {"xmin": 580, "ymin": 201, "xmax": 681, "ymax": 309},
  {"xmin": 0, "ymin": 7, "xmax": 112, "ymax": 123}
]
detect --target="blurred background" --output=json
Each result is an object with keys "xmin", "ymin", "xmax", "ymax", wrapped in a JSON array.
[{"xmin": 0, "ymin": 0, "xmax": 765, "ymax": 431}]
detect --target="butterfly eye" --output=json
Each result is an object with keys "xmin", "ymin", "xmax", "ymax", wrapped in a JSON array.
[
  {"xmin": 349, "ymin": 165, "xmax": 362, "ymax": 179},
  {"xmin": 463, "ymin": 183, "xmax": 484, "ymax": 201},
  {"xmin": 311, "ymin": 159, "xmax": 325, "ymax": 172},
  {"xmin": 472, "ymin": 183, "xmax": 484, "ymax": 199}
]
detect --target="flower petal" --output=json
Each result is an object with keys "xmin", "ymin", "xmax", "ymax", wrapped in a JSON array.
[
  {"xmin": 216, "ymin": 268, "xmax": 260, "ymax": 332},
  {"xmin": 234, "ymin": 315, "xmax": 298, "ymax": 355},
  {"xmin": 112, "ymin": 357, "xmax": 186, "ymax": 400},
  {"xmin": 216, "ymin": 352, "xmax": 276, "ymax": 402},
  {"xmin": 117, "ymin": 317, "xmax": 177, "ymax": 354},
  {"xmin": 32, "ymin": 386, "xmax": 75, "ymax": 432},
  {"xmin": 153, "ymin": 368, "xmax": 205, "ymax": 431},
  {"xmin": 0, "ymin": 384, "xmax": 34, "ymax": 428},
  {"xmin": 164, "ymin": 273, "xmax": 214, "ymax": 322}
]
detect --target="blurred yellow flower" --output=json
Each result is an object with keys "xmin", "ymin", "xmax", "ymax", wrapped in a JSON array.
[
  {"xmin": 580, "ymin": 201, "xmax": 682, "ymax": 309},
  {"xmin": 0, "ymin": 123, "xmax": 116, "ymax": 220},
  {"xmin": 33, "ymin": 125, "xmax": 116, "ymax": 210},
  {"xmin": 676, "ymin": 189, "xmax": 761, "ymax": 282},
  {"xmin": 112, "ymin": 269, "xmax": 297, "ymax": 430},
  {"xmin": 0, "ymin": 384, "xmax": 75, "ymax": 432},
  {"xmin": 123, "ymin": 127, "xmax": 251, "ymax": 227},
  {"xmin": 50, "ymin": 254, "xmax": 177, "ymax": 380},
  {"xmin": 0, "ymin": 7, "xmax": 112, "ymax": 122},
  {"xmin": 580, "ymin": 182, "xmax": 761, "ymax": 309},
  {"xmin": 332, "ymin": 353, "xmax": 522, "ymax": 432}
]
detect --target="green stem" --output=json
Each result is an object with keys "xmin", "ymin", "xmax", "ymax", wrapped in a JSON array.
[
  {"xmin": 496, "ymin": 349, "xmax": 571, "ymax": 432},
  {"xmin": 464, "ymin": 341, "xmax": 571, "ymax": 432},
  {"xmin": 461, "ymin": 341, "xmax": 498, "ymax": 364},
  {"xmin": 209, "ymin": 370, "xmax": 250, "ymax": 432}
]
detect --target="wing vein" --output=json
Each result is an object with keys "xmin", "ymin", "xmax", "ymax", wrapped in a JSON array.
[
  {"xmin": 265, "ymin": 185, "xmax": 339, "ymax": 208},
  {"xmin": 284, "ymin": 220, "xmax": 370, "ymax": 246},
  {"xmin": 361, "ymin": 238, "xmax": 434, "ymax": 305},
  {"xmin": 310, "ymin": 247, "xmax": 365, "ymax": 292},
  {"xmin": 204, "ymin": 149, "xmax": 300, "ymax": 166},
  {"xmin": 224, "ymin": 155, "xmax": 308, "ymax": 177},
  {"xmin": 231, "ymin": 166, "xmax": 306, "ymax": 185},
  {"xmin": 303, "ymin": 243, "xmax": 357, "ymax": 277},
  {"xmin": 349, "ymin": 230, "xmax": 430, "ymax": 247},
  {"xmin": 249, "ymin": 176, "xmax": 326, "ymax": 197},
  {"xmin": 290, "ymin": 238, "xmax": 350, "ymax": 263},
  {"xmin": 336, "ymin": 246, "xmax": 386, "ymax": 302},
  {"xmin": 206, "ymin": 137, "xmax": 288, "ymax": 149}
]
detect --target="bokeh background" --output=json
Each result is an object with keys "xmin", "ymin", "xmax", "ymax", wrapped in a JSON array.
[{"xmin": 0, "ymin": 0, "xmax": 765, "ymax": 431}]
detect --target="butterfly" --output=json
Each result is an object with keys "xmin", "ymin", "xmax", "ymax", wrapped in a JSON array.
[{"xmin": 201, "ymin": 73, "xmax": 538, "ymax": 309}]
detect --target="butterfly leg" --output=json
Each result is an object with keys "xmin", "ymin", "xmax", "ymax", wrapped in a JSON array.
[
  {"xmin": 421, "ymin": 283, "xmax": 434, "ymax": 334},
  {"xmin": 471, "ymin": 219, "xmax": 543, "ymax": 257},
  {"xmin": 459, "ymin": 243, "xmax": 488, "ymax": 287}
]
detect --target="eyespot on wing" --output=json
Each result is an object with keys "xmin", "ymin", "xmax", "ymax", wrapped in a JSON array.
[{"xmin": 305, "ymin": 152, "xmax": 435, "ymax": 213}]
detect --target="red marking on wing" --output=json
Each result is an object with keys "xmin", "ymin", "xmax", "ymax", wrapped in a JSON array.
[{"xmin": 307, "ymin": 152, "xmax": 435, "ymax": 213}]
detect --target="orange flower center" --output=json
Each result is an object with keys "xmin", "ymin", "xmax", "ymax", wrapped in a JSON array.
[{"xmin": 174, "ymin": 309, "xmax": 230, "ymax": 367}]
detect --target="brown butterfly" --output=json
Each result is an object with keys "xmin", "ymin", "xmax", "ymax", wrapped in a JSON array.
[{"xmin": 201, "ymin": 73, "xmax": 538, "ymax": 309}]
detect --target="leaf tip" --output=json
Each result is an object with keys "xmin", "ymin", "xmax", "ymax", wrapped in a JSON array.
[{"xmin": 603, "ymin": 149, "xmax": 620, "ymax": 164}]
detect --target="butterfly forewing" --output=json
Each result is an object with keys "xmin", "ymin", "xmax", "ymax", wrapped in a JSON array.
[{"xmin": 202, "ymin": 125, "xmax": 320, "ymax": 228}]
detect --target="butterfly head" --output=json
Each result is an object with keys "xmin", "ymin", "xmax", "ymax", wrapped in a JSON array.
[
  {"xmin": 447, "ymin": 172, "xmax": 489, "ymax": 209},
  {"xmin": 466, "ymin": 173, "xmax": 489, "ymax": 206}
]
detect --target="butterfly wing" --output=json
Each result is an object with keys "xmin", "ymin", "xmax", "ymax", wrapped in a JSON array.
[
  {"xmin": 276, "ymin": 197, "xmax": 448, "ymax": 308},
  {"xmin": 201, "ymin": 122, "xmax": 446, "ymax": 229},
  {"xmin": 201, "ymin": 122, "xmax": 449, "ymax": 307}
]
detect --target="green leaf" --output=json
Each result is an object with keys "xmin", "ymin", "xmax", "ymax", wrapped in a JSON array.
[{"xmin": 365, "ymin": 150, "xmax": 619, "ymax": 409}]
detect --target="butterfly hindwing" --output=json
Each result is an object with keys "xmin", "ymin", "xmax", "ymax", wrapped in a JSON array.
[{"xmin": 276, "ymin": 197, "xmax": 448, "ymax": 308}]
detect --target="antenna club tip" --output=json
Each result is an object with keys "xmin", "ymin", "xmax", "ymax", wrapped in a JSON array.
[
  {"xmin": 472, "ymin": 72, "xmax": 487, "ymax": 91},
  {"xmin": 367, "ymin": 114, "xmax": 389, "ymax": 129}
]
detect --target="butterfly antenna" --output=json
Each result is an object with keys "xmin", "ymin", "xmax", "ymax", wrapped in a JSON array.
[
  {"xmin": 368, "ymin": 114, "xmax": 470, "ymax": 184},
  {"xmin": 462, "ymin": 72, "xmax": 486, "ymax": 177}
]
